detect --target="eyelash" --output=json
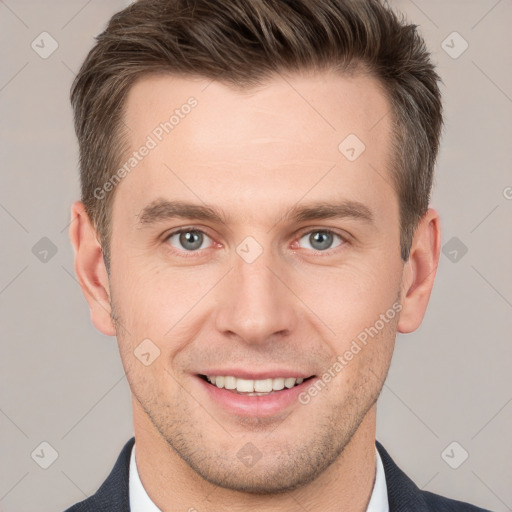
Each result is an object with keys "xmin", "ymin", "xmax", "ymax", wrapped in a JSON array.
[{"xmin": 163, "ymin": 227, "xmax": 348, "ymax": 258}]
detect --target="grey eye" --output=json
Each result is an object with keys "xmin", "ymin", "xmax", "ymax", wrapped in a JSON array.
[
  {"xmin": 168, "ymin": 230, "xmax": 211, "ymax": 251},
  {"xmin": 298, "ymin": 230, "xmax": 343, "ymax": 251}
]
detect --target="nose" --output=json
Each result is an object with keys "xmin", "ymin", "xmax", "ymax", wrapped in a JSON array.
[{"xmin": 214, "ymin": 248, "xmax": 299, "ymax": 346}]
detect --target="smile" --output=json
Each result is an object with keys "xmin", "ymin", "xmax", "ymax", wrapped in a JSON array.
[
  {"xmin": 195, "ymin": 373, "xmax": 318, "ymax": 416},
  {"xmin": 200, "ymin": 375, "xmax": 314, "ymax": 395}
]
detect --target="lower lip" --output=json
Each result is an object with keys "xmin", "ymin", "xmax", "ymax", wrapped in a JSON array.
[{"xmin": 196, "ymin": 376, "xmax": 316, "ymax": 417}]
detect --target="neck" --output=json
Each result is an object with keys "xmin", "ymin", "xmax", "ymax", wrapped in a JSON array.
[{"xmin": 132, "ymin": 397, "xmax": 377, "ymax": 512}]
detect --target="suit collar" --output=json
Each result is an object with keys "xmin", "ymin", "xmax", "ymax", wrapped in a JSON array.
[
  {"xmin": 68, "ymin": 437, "xmax": 431, "ymax": 512},
  {"xmin": 376, "ymin": 441, "xmax": 429, "ymax": 511},
  {"xmin": 68, "ymin": 436, "xmax": 134, "ymax": 511}
]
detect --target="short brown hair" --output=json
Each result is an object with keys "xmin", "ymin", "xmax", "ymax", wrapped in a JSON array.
[{"xmin": 71, "ymin": 0, "xmax": 443, "ymax": 273}]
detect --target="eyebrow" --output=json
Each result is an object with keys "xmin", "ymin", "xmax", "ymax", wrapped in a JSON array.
[{"xmin": 136, "ymin": 198, "xmax": 374, "ymax": 228}]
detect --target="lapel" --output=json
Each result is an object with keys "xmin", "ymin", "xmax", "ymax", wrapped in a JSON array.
[
  {"xmin": 376, "ymin": 441, "xmax": 430, "ymax": 512},
  {"xmin": 67, "ymin": 437, "xmax": 488, "ymax": 512},
  {"xmin": 64, "ymin": 436, "xmax": 134, "ymax": 512}
]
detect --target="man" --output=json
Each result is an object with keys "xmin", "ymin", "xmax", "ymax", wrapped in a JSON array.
[{"xmin": 64, "ymin": 0, "xmax": 492, "ymax": 510}]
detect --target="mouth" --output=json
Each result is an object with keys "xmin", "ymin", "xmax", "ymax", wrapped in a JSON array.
[
  {"xmin": 194, "ymin": 369, "xmax": 319, "ymax": 417},
  {"xmin": 198, "ymin": 374, "xmax": 316, "ymax": 396}
]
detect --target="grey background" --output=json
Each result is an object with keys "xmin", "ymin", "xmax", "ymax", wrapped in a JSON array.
[{"xmin": 1, "ymin": 1, "xmax": 511, "ymax": 511}]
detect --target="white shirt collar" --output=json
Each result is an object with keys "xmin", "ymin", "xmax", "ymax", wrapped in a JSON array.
[
  {"xmin": 367, "ymin": 445, "xmax": 389, "ymax": 512},
  {"xmin": 129, "ymin": 442, "xmax": 388, "ymax": 511},
  {"xmin": 129, "ymin": 442, "xmax": 162, "ymax": 512}
]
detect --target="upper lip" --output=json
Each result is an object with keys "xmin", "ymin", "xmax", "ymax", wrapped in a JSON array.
[{"xmin": 197, "ymin": 369, "xmax": 315, "ymax": 380}]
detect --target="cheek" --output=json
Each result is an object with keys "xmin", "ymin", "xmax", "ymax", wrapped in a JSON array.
[
  {"xmin": 110, "ymin": 262, "xmax": 215, "ymax": 358},
  {"xmin": 295, "ymin": 261, "xmax": 402, "ymax": 343},
  {"xmin": 326, "ymin": 311, "xmax": 397, "ymax": 399},
  {"xmin": 111, "ymin": 257, "xmax": 178, "ymax": 320}
]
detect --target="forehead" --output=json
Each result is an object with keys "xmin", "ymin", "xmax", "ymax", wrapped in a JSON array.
[
  {"xmin": 123, "ymin": 69, "xmax": 391, "ymax": 153},
  {"xmin": 115, "ymin": 70, "xmax": 395, "ymax": 228}
]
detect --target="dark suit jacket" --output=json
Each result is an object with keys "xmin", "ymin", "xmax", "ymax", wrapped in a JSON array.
[{"xmin": 63, "ymin": 437, "xmax": 492, "ymax": 511}]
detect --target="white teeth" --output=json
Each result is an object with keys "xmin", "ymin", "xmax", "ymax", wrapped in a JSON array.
[
  {"xmin": 284, "ymin": 377, "xmax": 296, "ymax": 389},
  {"xmin": 272, "ymin": 377, "xmax": 285, "ymax": 390},
  {"xmin": 205, "ymin": 375, "xmax": 307, "ymax": 392},
  {"xmin": 236, "ymin": 379, "xmax": 254, "ymax": 392},
  {"xmin": 254, "ymin": 378, "xmax": 273, "ymax": 392},
  {"xmin": 224, "ymin": 376, "xmax": 237, "ymax": 390}
]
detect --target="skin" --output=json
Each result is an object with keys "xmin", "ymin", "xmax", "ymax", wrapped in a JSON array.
[{"xmin": 69, "ymin": 70, "xmax": 441, "ymax": 512}]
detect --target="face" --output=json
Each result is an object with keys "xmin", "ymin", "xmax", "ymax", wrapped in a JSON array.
[{"xmin": 106, "ymin": 70, "xmax": 405, "ymax": 492}]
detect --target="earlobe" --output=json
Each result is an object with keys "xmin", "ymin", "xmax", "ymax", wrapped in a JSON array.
[
  {"xmin": 397, "ymin": 208, "xmax": 441, "ymax": 334},
  {"xmin": 69, "ymin": 201, "xmax": 116, "ymax": 336}
]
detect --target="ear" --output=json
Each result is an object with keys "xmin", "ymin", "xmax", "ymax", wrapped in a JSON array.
[
  {"xmin": 397, "ymin": 208, "xmax": 441, "ymax": 333},
  {"xmin": 69, "ymin": 201, "xmax": 116, "ymax": 336}
]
